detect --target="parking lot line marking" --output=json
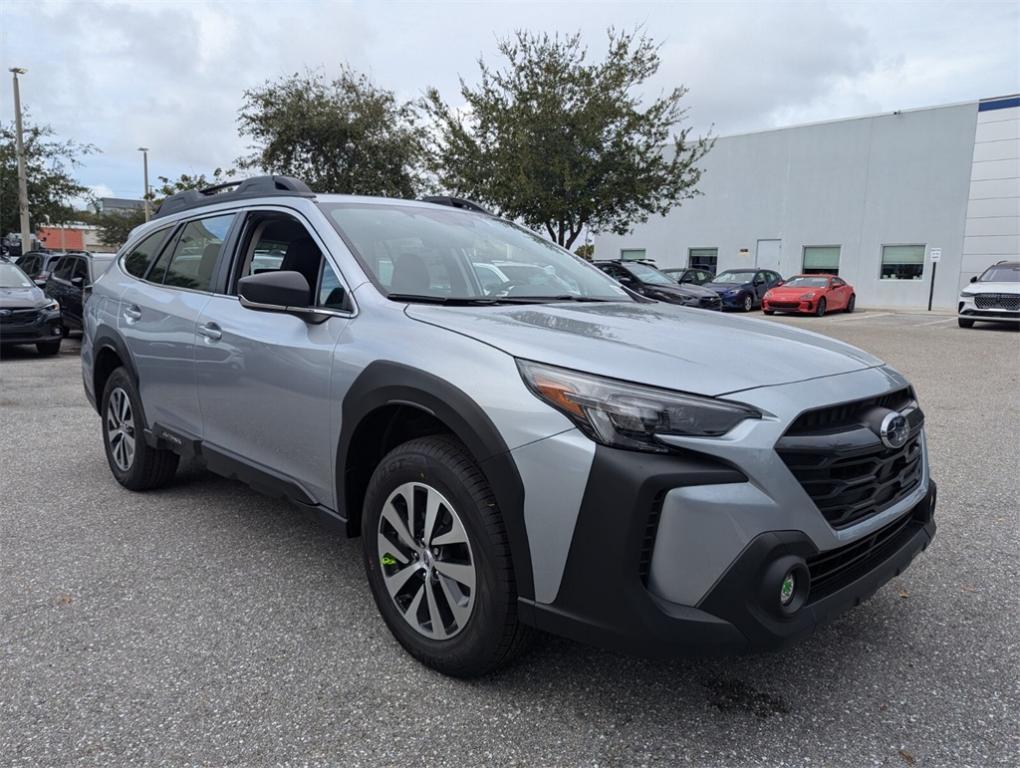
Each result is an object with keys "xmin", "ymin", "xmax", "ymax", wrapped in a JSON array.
[
  {"xmin": 837, "ymin": 312, "xmax": 893, "ymax": 321},
  {"xmin": 917, "ymin": 317, "xmax": 956, "ymax": 326}
]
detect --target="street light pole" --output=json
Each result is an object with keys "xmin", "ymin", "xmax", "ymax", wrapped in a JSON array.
[
  {"xmin": 138, "ymin": 147, "xmax": 151, "ymax": 221},
  {"xmin": 10, "ymin": 67, "xmax": 31, "ymax": 253}
]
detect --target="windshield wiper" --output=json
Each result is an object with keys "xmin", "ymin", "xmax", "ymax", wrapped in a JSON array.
[
  {"xmin": 499, "ymin": 295, "xmax": 618, "ymax": 303},
  {"xmin": 386, "ymin": 293, "xmax": 503, "ymax": 305}
]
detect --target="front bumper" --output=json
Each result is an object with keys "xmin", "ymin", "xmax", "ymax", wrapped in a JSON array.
[
  {"xmin": 763, "ymin": 298, "xmax": 816, "ymax": 314},
  {"xmin": 718, "ymin": 291, "xmax": 749, "ymax": 309},
  {"xmin": 0, "ymin": 312, "xmax": 62, "ymax": 344},
  {"xmin": 520, "ymin": 443, "xmax": 936, "ymax": 655},
  {"xmin": 958, "ymin": 296, "xmax": 1020, "ymax": 323}
]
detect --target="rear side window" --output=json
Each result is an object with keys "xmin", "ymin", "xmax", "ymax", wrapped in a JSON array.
[
  {"xmin": 123, "ymin": 229, "xmax": 171, "ymax": 278},
  {"xmin": 72, "ymin": 258, "xmax": 89, "ymax": 281},
  {"xmin": 159, "ymin": 214, "xmax": 236, "ymax": 291}
]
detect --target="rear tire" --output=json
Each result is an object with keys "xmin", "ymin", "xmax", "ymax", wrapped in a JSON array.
[
  {"xmin": 36, "ymin": 339, "xmax": 61, "ymax": 356},
  {"xmin": 101, "ymin": 368, "xmax": 179, "ymax": 491},
  {"xmin": 815, "ymin": 298, "xmax": 827, "ymax": 317},
  {"xmin": 958, "ymin": 317, "xmax": 974, "ymax": 328},
  {"xmin": 846, "ymin": 294, "xmax": 856, "ymax": 313},
  {"xmin": 362, "ymin": 435, "xmax": 532, "ymax": 677}
]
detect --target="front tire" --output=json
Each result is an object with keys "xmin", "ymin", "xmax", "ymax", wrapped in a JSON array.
[
  {"xmin": 36, "ymin": 338, "xmax": 61, "ymax": 356},
  {"xmin": 362, "ymin": 435, "xmax": 531, "ymax": 677},
  {"xmin": 958, "ymin": 317, "xmax": 974, "ymax": 328},
  {"xmin": 101, "ymin": 368, "xmax": 179, "ymax": 491},
  {"xmin": 815, "ymin": 298, "xmax": 827, "ymax": 317},
  {"xmin": 742, "ymin": 294, "xmax": 754, "ymax": 312}
]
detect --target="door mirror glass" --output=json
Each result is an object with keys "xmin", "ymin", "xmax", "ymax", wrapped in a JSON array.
[
  {"xmin": 238, "ymin": 270, "xmax": 311, "ymax": 311},
  {"xmin": 970, "ymin": 275, "xmax": 978, "ymax": 283}
]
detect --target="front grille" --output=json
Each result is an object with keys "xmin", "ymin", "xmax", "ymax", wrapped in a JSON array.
[
  {"xmin": 975, "ymin": 293, "xmax": 1020, "ymax": 311},
  {"xmin": 699, "ymin": 296, "xmax": 721, "ymax": 308},
  {"xmin": 0, "ymin": 308, "xmax": 41, "ymax": 327},
  {"xmin": 806, "ymin": 510, "xmax": 921, "ymax": 600},
  {"xmin": 786, "ymin": 388, "xmax": 913, "ymax": 434},
  {"xmin": 769, "ymin": 301, "xmax": 801, "ymax": 309},
  {"xmin": 778, "ymin": 389, "xmax": 923, "ymax": 529},
  {"xmin": 638, "ymin": 492, "xmax": 666, "ymax": 585}
]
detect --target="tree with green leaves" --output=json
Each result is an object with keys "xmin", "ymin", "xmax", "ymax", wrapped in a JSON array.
[
  {"xmin": 237, "ymin": 68, "xmax": 423, "ymax": 197},
  {"xmin": 0, "ymin": 119, "xmax": 95, "ymax": 236},
  {"xmin": 424, "ymin": 29, "xmax": 711, "ymax": 248},
  {"xmin": 89, "ymin": 168, "xmax": 237, "ymax": 248}
]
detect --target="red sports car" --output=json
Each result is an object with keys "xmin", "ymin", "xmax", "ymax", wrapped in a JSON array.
[{"xmin": 762, "ymin": 274, "xmax": 856, "ymax": 316}]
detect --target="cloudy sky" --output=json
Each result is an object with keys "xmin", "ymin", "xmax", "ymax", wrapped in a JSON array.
[{"xmin": 2, "ymin": 0, "xmax": 1017, "ymax": 203}]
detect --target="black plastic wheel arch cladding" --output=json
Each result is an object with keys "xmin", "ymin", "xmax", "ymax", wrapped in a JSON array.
[{"xmin": 337, "ymin": 361, "xmax": 535, "ymax": 601}]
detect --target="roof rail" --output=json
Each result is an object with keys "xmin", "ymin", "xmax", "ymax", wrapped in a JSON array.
[
  {"xmin": 152, "ymin": 176, "xmax": 314, "ymax": 220},
  {"xmin": 420, "ymin": 195, "xmax": 492, "ymax": 215}
]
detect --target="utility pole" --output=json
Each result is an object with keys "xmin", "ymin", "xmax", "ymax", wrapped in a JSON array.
[
  {"xmin": 10, "ymin": 67, "xmax": 31, "ymax": 253},
  {"xmin": 138, "ymin": 147, "xmax": 151, "ymax": 221}
]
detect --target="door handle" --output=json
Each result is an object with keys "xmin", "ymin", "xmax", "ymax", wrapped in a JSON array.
[
  {"xmin": 123, "ymin": 304, "xmax": 142, "ymax": 321},
  {"xmin": 198, "ymin": 322, "xmax": 222, "ymax": 341}
]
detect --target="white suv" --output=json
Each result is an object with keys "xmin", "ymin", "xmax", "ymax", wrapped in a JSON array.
[{"xmin": 958, "ymin": 261, "xmax": 1020, "ymax": 328}]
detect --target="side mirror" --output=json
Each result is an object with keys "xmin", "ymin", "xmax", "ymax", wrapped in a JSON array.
[
  {"xmin": 239, "ymin": 270, "xmax": 312, "ymax": 315},
  {"xmin": 775, "ymin": 280, "xmax": 785, "ymax": 287},
  {"xmin": 970, "ymin": 275, "xmax": 978, "ymax": 283}
]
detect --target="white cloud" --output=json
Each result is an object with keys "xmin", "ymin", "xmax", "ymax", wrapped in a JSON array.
[{"xmin": 1, "ymin": 0, "xmax": 1017, "ymax": 202}]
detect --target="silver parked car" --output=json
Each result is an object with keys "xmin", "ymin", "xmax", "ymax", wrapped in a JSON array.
[{"xmin": 82, "ymin": 177, "xmax": 937, "ymax": 676}]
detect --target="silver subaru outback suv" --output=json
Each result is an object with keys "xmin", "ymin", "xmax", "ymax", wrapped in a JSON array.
[{"xmin": 82, "ymin": 177, "xmax": 936, "ymax": 676}]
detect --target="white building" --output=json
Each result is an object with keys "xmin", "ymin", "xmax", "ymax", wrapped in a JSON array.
[{"xmin": 593, "ymin": 95, "xmax": 1020, "ymax": 309}]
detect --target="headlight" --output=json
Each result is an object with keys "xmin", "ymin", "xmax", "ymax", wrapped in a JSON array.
[
  {"xmin": 517, "ymin": 360, "xmax": 762, "ymax": 452},
  {"xmin": 960, "ymin": 290, "xmax": 975, "ymax": 297},
  {"xmin": 40, "ymin": 299, "xmax": 59, "ymax": 311},
  {"xmin": 800, "ymin": 292, "xmax": 816, "ymax": 300}
]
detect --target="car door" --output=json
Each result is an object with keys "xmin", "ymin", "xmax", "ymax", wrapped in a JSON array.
[
  {"xmin": 193, "ymin": 209, "xmax": 352, "ymax": 507},
  {"xmin": 45, "ymin": 256, "xmax": 74, "ymax": 314},
  {"xmin": 830, "ymin": 277, "xmax": 850, "ymax": 309},
  {"xmin": 752, "ymin": 271, "xmax": 770, "ymax": 304},
  {"xmin": 119, "ymin": 212, "xmax": 238, "ymax": 439},
  {"xmin": 62, "ymin": 256, "xmax": 89, "ymax": 328}
]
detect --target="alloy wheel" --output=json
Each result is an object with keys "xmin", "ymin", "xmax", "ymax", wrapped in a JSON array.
[
  {"xmin": 376, "ymin": 482, "xmax": 476, "ymax": 640},
  {"xmin": 106, "ymin": 387, "xmax": 136, "ymax": 471}
]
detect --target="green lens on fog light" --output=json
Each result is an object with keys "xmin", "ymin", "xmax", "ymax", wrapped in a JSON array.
[{"xmin": 780, "ymin": 573, "xmax": 796, "ymax": 606}]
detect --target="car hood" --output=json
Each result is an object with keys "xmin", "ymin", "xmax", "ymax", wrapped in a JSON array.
[
  {"xmin": 704, "ymin": 281, "xmax": 751, "ymax": 293},
  {"xmin": 767, "ymin": 285, "xmax": 827, "ymax": 297},
  {"xmin": 405, "ymin": 301, "xmax": 883, "ymax": 396},
  {"xmin": 0, "ymin": 285, "xmax": 45, "ymax": 308},
  {"xmin": 642, "ymin": 283, "xmax": 712, "ymax": 300},
  {"xmin": 964, "ymin": 282, "xmax": 1020, "ymax": 294}
]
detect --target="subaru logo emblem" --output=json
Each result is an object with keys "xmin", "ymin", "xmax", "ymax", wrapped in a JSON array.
[{"xmin": 879, "ymin": 411, "xmax": 909, "ymax": 449}]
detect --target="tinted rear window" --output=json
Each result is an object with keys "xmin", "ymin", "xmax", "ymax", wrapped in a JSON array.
[{"xmin": 123, "ymin": 229, "xmax": 171, "ymax": 278}]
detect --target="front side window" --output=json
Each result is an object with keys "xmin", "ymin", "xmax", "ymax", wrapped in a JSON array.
[
  {"xmin": 803, "ymin": 246, "xmax": 840, "ymax": 275},
  {"xmin": 321, "ymin": 203, "xmax": 630, "ymax": 302},
  {"xmin": 123, "ymin": 228, "xmax": 171, "ymax": 278},
  {"xmin": 160, "ymin": 214, "xmax": 236, "ymax": 291},
  {"xmin": 881, "ymin": 245, "xmax": 925, "ymax": 280},
  {"xmin": 318, "ymin": 261, "xmax": 349, "ymax": 310},
  {"xmin": 688, "ymin": 248, "xmax": 718, "ymax": 272}
]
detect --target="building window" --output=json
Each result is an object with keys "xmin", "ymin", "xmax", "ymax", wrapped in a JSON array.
[
  {"xmin": 688, "ymin": 247, "xmax": 718, "ymax": 272},
  {"xmin": 620, "ymin": 248, "xmax": 646, "ymax": 261},
  {"xmin": 880, "ymin": 244, "xmax": 925, "ymax": 280},
  {"xmin": 803, "ymin": 246, "xmax": 840, "ymax": 275}
]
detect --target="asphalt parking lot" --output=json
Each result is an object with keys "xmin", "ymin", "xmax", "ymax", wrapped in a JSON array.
[{"xmin": 1, "ymin": 311, "xmax": 1018, "ymax": 768}]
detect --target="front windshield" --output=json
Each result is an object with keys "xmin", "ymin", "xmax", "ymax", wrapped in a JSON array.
[
  {"xmin": 714, "ymin": 270, "xmax": 757, "ymax": 283},
  {"xmin": 321, "ymin": 203, "xmax": 631, "ymax": 302},
  {"xmin": 0, "ymin": 263, "xmax": 33, "ymax": 289},
  {"xmin": 979, "ymin": 264, "xmax": 1020, "ymax": 282},
  {"xmin": 782, "ymin": 276, "xmax": 829, "ymax": 288},
  {"xmin": 621, "ymin": 262, "xmax": 673, "ymax": 285}
]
